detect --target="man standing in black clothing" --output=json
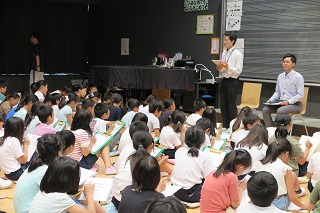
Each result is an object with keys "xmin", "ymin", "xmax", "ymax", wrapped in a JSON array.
[{"xmin": 30, "ymin": 33, "xmax": 44, "ymax": 85}]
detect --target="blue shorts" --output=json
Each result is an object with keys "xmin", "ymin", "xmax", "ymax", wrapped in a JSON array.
[
  {"xmin": 80, "ymin": 154, "xmax": 98, "ymax": 169},
  {"xmin": 5, "ymin": 151, "xmax": 38, "ymax": 181},
  {"xmin": 272, "ymin": 194, "xmax": 290, "ymax": 211}
]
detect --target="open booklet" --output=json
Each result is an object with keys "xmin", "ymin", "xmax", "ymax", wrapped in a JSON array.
[
  {"xmin": 161, "ymin": 184, "xmax": 181, "ymax": 197},
  {"xmin": 90, "ymin": 121, "xmax": 126, "ymax": 154},
  {"xmin": 79, "ymin": 168, "xmax": 97, "ymax": 185},
  {"xmin": 202, "ymin": 146, "xmax": 227, "ymax": 168},
  {"xmin": 299, "ymin": 135, "xmax": 320, "ymax": 161},
  {"xmin": 211, "ymin": 139, "xmax": 227, "ymax": 151},
  {"xmin": 26, "ymin": 134, "xmax": 40, "ymax": 161},
  {"xmin": 79, "ymin": 177, "xmax": 114, "ymax": 201}
]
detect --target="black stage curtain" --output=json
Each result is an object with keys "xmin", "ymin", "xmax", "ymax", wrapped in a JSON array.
[{"xmin": 0, "ymin": 0, "xmax": 88, "ymax": 74}]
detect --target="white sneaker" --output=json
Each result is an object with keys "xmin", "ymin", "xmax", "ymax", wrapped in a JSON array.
[
  {"xmin": 0, "ymin": 178, "xmax": 13, "ymax": 189},
  {"xmin": 105, "ymin": 166, "xmax": 117, "ymax": 175},
  {"xmin": 296, "ymin": 188, "xmax": 306, "ymax": 197}
]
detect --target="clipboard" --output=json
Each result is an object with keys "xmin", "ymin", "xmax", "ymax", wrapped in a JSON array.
[
  {"xmin": 211, "ymin": 60, "xmax": 223, "ymax": 65},
  {"xmin": 52, "ymin": 121, "xmax": 68, "ymax": 131},
  {"xmin": 90, "ymin": 121, "xmax": 126, "ymax": 154},
  {"xmin": 263, "ymin": 102, "xmax": 281, "ymax": 106},
  {"xmin": 150, "ymin": 146, "xmax": 164, "ymax": 158}
]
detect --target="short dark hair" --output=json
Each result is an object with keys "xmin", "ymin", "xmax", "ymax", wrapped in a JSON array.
[
  {"xmin": 145, "ymin": 197, "xmax": 187, "ymax": 213},
  {"xmin": 103, "ymin": 92, "xmax": 113, "ymax": 101},
  {"xmin": 224, "ymin": 31, "xmax": 238, "ymax": 45},
  {"xmin": 31, "ymin": 33, "xmax": 40, "ymax": 41},
  {"xmin": 149, "ymin": 100, "xmax": 164, "ymax": 113},
  {"xmin": 163, "ymin": 98, "xmax": 174, "ymax": 109},
  {"xmin": 47, "ymin": 93, "xmax": 62, "ymax": 105},
  {"xmin": 132, "ymin": 156, "xmax": 160, "ymax": 192},
  {"xmin": 61, "ymin": 86, "xmax": 71, "ymax": 94},
  {"xmin": 283, "ymin": 53, "xmax": 297, "ymax": 64},
  {"xmin": 94, "ymin": 102, "xmax": 109, "ymax": 118},
  {"xmin": 247, "ymin": 171, "xmax": 278, "ymax": 207},
  {"xmin": 132, "ymin": 112, "xmax": 148, "ymax": 124},
  {"xmin": 0, "ymin": 80, "xmax": 7, "ymax": 88},
  {"xmin": 40, "ymin": 156, "xmax": 80, "ymax": 195},
  {"xmin": 88, "ymin": 91, "xmax": 101, "ymax": 99},
  {"xmin": 129, "ymin": 121, "xmax": 149, "ymax": 138},
  {"xmin": 37, "ymin": 105, "xmax": 53, "ymax": 123},
  {"xmin": 147, "ymin": 95, "xmax": 156, "ymax": 104},
  {"xmin": 126, "ymin": 98, "xmax": 140, "ymax": 111},
  {"xmin": 57, "ymin": 130, "xmax": 75, "ymax": 151},
  {"xmin": 111, "ymin": 93, "xmax": 123, "ymax": 104},
  {"xmin": 193, "ymin": 99, "xmax": 206, "ymax": 111},
  {"xmin": 242, "ymin": 113, "xmax": 260, "ymax": 130}
]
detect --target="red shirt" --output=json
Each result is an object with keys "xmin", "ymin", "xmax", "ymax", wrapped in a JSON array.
[{"xmin": 200, "ymin": 171, "xmax": 239, "ymax": 213}]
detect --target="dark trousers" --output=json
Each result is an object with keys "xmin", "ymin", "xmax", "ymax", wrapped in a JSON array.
[
  {"xmin": 174, "ymin": 183, "xmax": 202, "ymax": 203},
  {"xmin": 308, "ymin": 179, "xmax": 314, "ymax": 193},
  {"xmin": 112, "ymin": 196, "xmax": 120, "ymax": 210},
  {"xmin": 220, "ymin": 78, "xmax": 240, "ymax": 128},
  {"xmin": 164, "ymin": 149, "xmax": 177, "ymax": 159}
]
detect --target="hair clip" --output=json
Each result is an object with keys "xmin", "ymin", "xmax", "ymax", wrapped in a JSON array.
[
  {"xmin": 177, "ymin": 121, "xmax": 180, "ymax": 124},
  {"xmin": 275, "ymin": 140, "xmax": 279, "ymax": 145},
  {"xmin": 280, "ymin": 124, "xmax": 285, "ymax": 126},
  {"xmin": 138, "ymin": 144, "xmax": 143, "ymax": 148}
]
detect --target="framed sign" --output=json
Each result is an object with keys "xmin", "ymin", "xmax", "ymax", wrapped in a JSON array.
[
  {"xmin": 196, "ymin": 14, "xmax": 214, "ymax": 34},
  {"xmin": 210, "ymin": 38, "xmax": 220, "ymax": 55}
]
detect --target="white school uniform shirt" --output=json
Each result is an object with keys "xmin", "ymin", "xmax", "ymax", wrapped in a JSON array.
[
  {"xmin": 254, "ymin": 158, "xmax": 292, "ymax": 196},
  {"xmin": 231, "ymin": 129, "xmax": 249, "ymax": 144},
  {"xmin": 52, "ymin": 105, "xmax": 59, "ymax": 119},
  {"xmin": 0, "ymin": 137, "xmax": 24, "ymax": 174},
  {"xmin": 29, "ymin": 192, "xmax": 75, "ymax": 213},
  {"xmin": 24, "ymin": 116, "xmax": 41, "ymax": 139},
  {"xmin": 118, "ymin": 128, "xmax": 132, "ymax": 154},
  {"xmin": 112, "ymin": 159, "xmax": 132, "ymax": 201},
  {"xmin": 121, "ymin": 111, "xmax": 137, "ymax": 128},
  {"xmin": 307, "ymin": 152, "xmax": 320, "ymax": 187},
  {"xmin": 171, "ymin": 147, "xmax": 214, "ymax": 189},
  {"xmin": 237, "ymin": 144, "xmax": 268, "ymax": 173},
  {"xmin": 90, "ymin": 117, "xmax": 109, "ymax": 132},
  {"xmin": 220, "ymin": 46, "xmax": 243, "ymax": 79},
  {"xmin": 139, "ymin": 105, "xmax": 149, "ymax": 115},
  {"xmin": 147, "ymin": 113, "xmax": 160, "ymax": 134},
  {"xmin": 159, "ymin": 126, "xmax": 181, "ymax": 149},
  {"xmin": 34, "ymin": 91, "xmax": 45, "ymax": 102},
  {"xmin": 185, "ymin": 113, "xmax": 202, "ymax": 126},
  {"xmin": 114, "ymin": 143, "xmax": 135, "ymax": 171},
  {"xmin": 236, "ymin": 203, "xmax": 287, "ymax": 213}
]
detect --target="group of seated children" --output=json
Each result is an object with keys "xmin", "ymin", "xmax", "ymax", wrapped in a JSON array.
[{"xmin": 2, "ymin": 80, "xmax": 320, "ymax": 213}]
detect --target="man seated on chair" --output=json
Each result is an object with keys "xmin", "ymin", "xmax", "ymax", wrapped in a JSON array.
[{"xmin": 262, "ymin": 53, "xmax": 304, "ymax": 127}]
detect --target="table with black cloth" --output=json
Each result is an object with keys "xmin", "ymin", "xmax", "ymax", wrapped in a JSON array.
[{"xmin": 89, "ymin": 65, "xmax": 195, "ymax": 90}]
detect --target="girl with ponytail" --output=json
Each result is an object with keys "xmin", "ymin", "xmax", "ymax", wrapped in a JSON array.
[
  {"xmin": 159, "ymin": 110, "xmax": 186, "ymax": 159},
  {"xmin": 14, "ymin": 134, "xmax": 63, "ymax": 213},
  {"xmin": 57, "ymin": 92, "xmax": 80, "ymax": 126},
  {"xmin": 269, "ymin": 113, "xmax": 311, "ymax": 177},
  {"xmin": 171, "ymin": 125, "xmax": 214, "ymax": 204},
  {"xmin": 255, "ymin": 138, "xmax": 308, "ymax": 210},
  {"xmin": 111, "ymin": 130, "xmax": 161, "ymax": 210},
  {"xmin": 200, "ymin": 149, "xmax": 251, "ymax": 212}
]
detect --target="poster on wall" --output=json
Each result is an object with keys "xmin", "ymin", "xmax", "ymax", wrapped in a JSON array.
[
  {"xmin": 226, "ymin": 0, "xmax": 243, "ymax": 31},
  {"xmin": 196, "ymin": 14, "xmax": 214, "ymax": 34},
  {"xmin": 184, "ymin": 0, "xmax": 208, "ymax": 12},
  {"xmin": 121, "ymin": 38, "xmax": 129, "ymax": 55}
]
